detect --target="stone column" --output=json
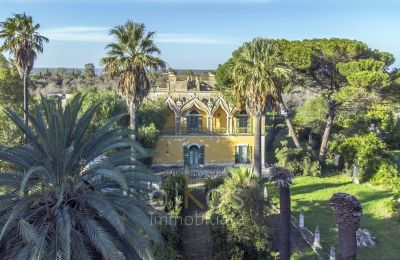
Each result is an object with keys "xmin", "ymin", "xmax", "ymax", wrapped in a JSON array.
[
  {"xmin": 208, "ymin": 116, "xmax": 213, "ymax": 132},
  {"xmin": 330, "ymin": 246, "xmax": 336, "ymax": 260},
  {"xmin": 353, "ymin": 164, "xmax": 360, "ymax": 184},
  {"xmin": 175, "ymin": 115, "xmax": 181, "ymax": 134},
  {"xmin": 227, "ymin": 116, "xmax": 232, "ymax": 134},
  {"xmin": 314, "ymin": 225, "xmax": 321, "ymax": 248},
  {"xmin": 299, "ymin": 211, "xmax": 304, "ymax": 229}
]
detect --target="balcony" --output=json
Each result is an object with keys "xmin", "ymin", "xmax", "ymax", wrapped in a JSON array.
[
  {"xmin": 160, "ymin": 127, "xmax": 252, "ymax": 136},
  {"xmin": 233, "ymin": 127, "xmax": 252, "ymax": 134}
]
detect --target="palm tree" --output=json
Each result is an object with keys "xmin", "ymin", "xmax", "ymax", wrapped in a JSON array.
[
  {"xmin": 267, "ymin": 166, "xmax": 293, "ymax": 260},
  {"xmin": 0, "ymin": 95, "xmax": 162, "ymax": 259},
  {"xmin": 329, "ymin": 193, "xmax": 363, "ymax": 260},
  {"xmin": 0, "ymin": 13, "xmax": 48, "ymax": 134},
  {"xmin": 101, "ymin": 20, "xmax": 166, "ymax": 136},
  {"xmin": 232, "ymin": 38, "xmax": 300, "ymax": 181}
]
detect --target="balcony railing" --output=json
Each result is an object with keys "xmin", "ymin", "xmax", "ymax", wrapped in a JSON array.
[
  {"xmin": 233, "ymin": 127, "xmax": 253, "ymax": 134},
  {"xmin": 160, "ymin": 127, "xmax": 252, "ymax": 135}
]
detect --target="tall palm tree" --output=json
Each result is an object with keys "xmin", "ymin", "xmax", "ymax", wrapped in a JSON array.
[
  {"xmin": 329, "ymin": 193, "xmax": 363, "ymax": 260},
  {"xmin": 268, "ymin": 166, "xmax": 293, "ymax": 260},
  {"xmin": 232, "ymin": 38, "xmax": 300, "ymax": 181},
  {"xmin": 0, "ymin": 13, "xmax": 48, "ymax": 134},
  {"xmin": 0, "ymin": 95, "xmax": 162, "ymax": 259},
  {"xmin": 101, "ymin": 20, "xmax": 166, "ymax": 136}
]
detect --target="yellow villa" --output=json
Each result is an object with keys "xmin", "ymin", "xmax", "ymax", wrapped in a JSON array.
[{"xmin": 148, "ymin": 71, "xmax": 266, "ymax": 168}]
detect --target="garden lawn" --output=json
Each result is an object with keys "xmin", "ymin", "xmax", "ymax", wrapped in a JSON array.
[{"xmin": 266, "ymin": 175, "xmax": 399, "ymax": 260}]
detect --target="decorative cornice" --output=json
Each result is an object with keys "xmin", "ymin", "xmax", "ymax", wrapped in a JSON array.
[{"xmin": 163, "ymin": 95, "xmax": 241, "ymax": 117}]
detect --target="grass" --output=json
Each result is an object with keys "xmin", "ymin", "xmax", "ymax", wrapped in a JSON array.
[{"xmin": 266, "ymin": 175, "xmax": 399, "ymax": 260}]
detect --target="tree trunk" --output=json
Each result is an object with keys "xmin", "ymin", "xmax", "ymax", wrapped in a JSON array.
[
  {"xmin": 319, "ymin": 101, "xmax": 336, "ymax": 163},
  {"xmin": 279, "ymin": 101, "xmax": 301, "ymax": 149},
  {"xmin": 265, "ymin": 116, "xmax": 279, "ymax": 162},
  {"xmin": 284, "ymin": 115, "xmax": 301, "ymax": 149},
  {"xmin": 129, "ymin": 101, "xmax": 137, "ymax": 139},
  {"xmin": 254, "ymin": 115, "xmax": 262, "ymax": 182},
  {"xmin": 23, "ymin": 71, "xmax": 29, "ymax": 144},
  {"xmin": 338, "ymin": 227, "xmax": 357, "ymax": 260},
  {"xmin": 279, "ymin": 185, "xmax": 291, "ymax": 260}
]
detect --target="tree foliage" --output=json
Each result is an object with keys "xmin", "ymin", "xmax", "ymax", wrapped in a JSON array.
[
  {"xmin": 0, "ymin": 55, "xmax": 24, "ymax": 147},
  {"xmin": 335, "ymin": 133, "xmax": 396, "ymax": 183},
  {"xmin": 83, "ymin": 63, "xmax": 96, "ymax": 79},
  {"xmin": 0, "ymin": 13, "xmax": 48, "ymax": 129},
  {"xmin": 101, "ymin": 20, "xmax": 165, "ymax": 131},
  {"xmin": 73, "ymin": 86, "xmax": 127, "ymax": 132},
  {"xmin": 276, "ymin": 38, "xmax": 396, "ymax": 163},
  {"xmin": 138, "ymin": 99, "xmax": 167, "ymax": 130},
  {"xmin": 208, "ymin": 168, "xmax": 271, "ymax": 259},
  {"xmin": 0, "ymin": 95, "xmax": 162, "ymax": 259}
]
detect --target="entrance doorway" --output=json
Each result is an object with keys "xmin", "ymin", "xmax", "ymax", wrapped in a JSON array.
[{"xmin": 189, "ymin": 145, "xmax": 200, "ymax": 166}]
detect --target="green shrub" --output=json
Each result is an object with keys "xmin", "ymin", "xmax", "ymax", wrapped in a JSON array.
[
  {"xmin": 371, "ymin": 160, "xmax": 400, "ymax": 189},
  {"xmin": 336, "ymin": 133, "xmax": 395, "ymax": 183},
  {"xmin": 136, "ymin": 99, "xmax": 167, "ymax": 160},
  {"xmin": 137, "ymin": 123, "xmax": 160, "ymax": 149},
  {"xmin": 226, "ymin": 166, "xmax": 255, "ymax": 181},
  {"xmin": 208, "ymin": 169, "xmax": 271, "ymax": 259},
  {"xmin": 385, "ymin": 191, "xmax": 400, "ymax": 222},
  {"xmin": 275, "ymin": 145, "xmax": 321, "ymax": 176},
  {"xmin": 204, "ymin": 176, "xmax": 225, "ymax": 193},
  {"xmin": 161, "ymin": 174, "xmax": 185, "ymax": 209},
  {"xmin": 138, "ymin": 99, "xmax": 167, "ymax": 129},
  {"xmin": 153, "ymin": 244, "xmax": 182, "ymax": 260},
  {"xmin": 154, "ymin": 174, "xmax": 186, "ymax": 259}
]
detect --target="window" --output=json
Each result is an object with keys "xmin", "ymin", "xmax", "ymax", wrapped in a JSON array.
[
  {"xmin": 236, "ymin": 110, "xmax": 251, "ymax": 133},
  {"xmin": 238, "ymin": 116, "xmax": 248, "ymax": 128},
  {"xmin": 235, "ymin": 145, "xmax": 252, "ymax": 164},
  {"xmin": 184, "ymin": 145, "xmax": 205, "ymax": 166},
  {"xmin": 186, "ymin": 110, "xmax": 202, "ymax": 133}
]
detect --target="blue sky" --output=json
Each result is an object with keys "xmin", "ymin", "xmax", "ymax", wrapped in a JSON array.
[{"xmin": 1, "ymin": 0, "xmax": 399, "ymax": 69}]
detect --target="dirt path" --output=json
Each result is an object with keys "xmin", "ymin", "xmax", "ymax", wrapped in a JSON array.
[{"xmin": 181, "ymin": 187, "xmax": 214, "ymax": 260}]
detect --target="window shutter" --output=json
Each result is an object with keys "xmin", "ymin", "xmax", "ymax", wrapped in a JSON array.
[
  {"xmin": 235, "ymin": 146, "xmax": 239, "ymax": 163},
  {"xmin": 248, "ymin": 116, "xmax": 252, "ymax": 133},
  {"xmin": 199, "ymin": 145, "xmax": 205, "ymax": 165},
  {"xmin": 183, "ymin": 146, "xmax": 189, "ymax": 165},
  {"xmin": 247, "ymin": 146, "xmax": 252, "ymax": 164}
]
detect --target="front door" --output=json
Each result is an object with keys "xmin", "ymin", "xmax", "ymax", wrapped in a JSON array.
[{"xmin": 189, "ymin": 145, "xmax": 199, "ymax": 166}]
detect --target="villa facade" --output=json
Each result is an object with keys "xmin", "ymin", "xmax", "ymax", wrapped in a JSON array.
[{"xmin": 149, "ymin": 71, "xmax": 266, "ymax": 168}]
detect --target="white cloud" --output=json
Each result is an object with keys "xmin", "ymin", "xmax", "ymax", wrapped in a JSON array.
[
  {"xmin": 40, "ymin": 26, "xmax": 238, "ymax": 44},
  {"xmin": 41, "ymin": 27, "xmax": 111, "ymax": 43}
]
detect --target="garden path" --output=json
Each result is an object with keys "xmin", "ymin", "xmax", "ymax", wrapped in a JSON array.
[{"xmin": 181, "ymin": 187, "xmax": 214, "ymax": 260}]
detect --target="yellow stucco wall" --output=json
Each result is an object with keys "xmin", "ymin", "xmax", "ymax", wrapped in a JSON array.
[
  {"xmin": 153, "ymin": 135, "xmax": 255, "ymax": 165},
  {"xmin": 212, "ymin": 106, "xmax": 228, "ymax": 131},
  {"xmin": 163, "ymin": 106, "xmax": 176, "ymax": 130}
]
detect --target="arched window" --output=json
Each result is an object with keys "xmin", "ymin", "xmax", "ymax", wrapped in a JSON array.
[
  {"xmin": 186, "ymin": 110, "xmax": 202, "ymax": 133},
  {"xmin": 236, "ymin": 110, "xmax": 251, "ymax": 133}
]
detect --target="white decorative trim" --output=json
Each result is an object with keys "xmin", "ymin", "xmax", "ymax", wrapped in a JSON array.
[
  {"xmin": 180, "ymin": 97, "xmax": 210, "ymax": 115},
  {"xmin": 185, "ymin": 143, "xmax": 202, "ymax": 149},
  {"xmin": 211, "ymin": 96, "xmax": 230, "ymax": 116}
]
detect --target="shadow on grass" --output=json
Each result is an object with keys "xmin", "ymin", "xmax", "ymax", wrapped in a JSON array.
[
  {"xmin": 290, "ymin": 181, "xmax": 352, "ymax": 196},
  {"xmin": 354, "ymin": 189, "xmax": 393, "ymax": 203}
]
